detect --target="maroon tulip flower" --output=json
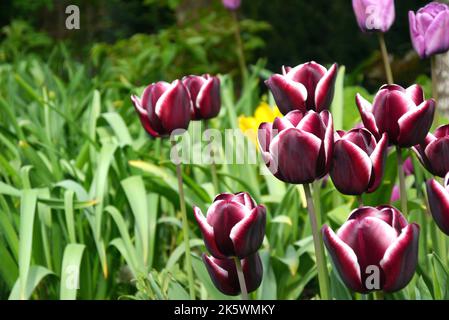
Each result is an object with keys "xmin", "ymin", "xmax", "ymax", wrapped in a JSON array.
[
  {"xmin": 131, "ymin": 80, "xmax": 191, "ymax": 137},
  {"xmin": 203, "ymin": 252, "xmax": 262, "ymax": 296},
  {"xmin": 356, "ymin": 84, "xmax": 435, "ymax": 147},
  {"xmin": 426, "ymin": 173, "xmax": 449, "ymax": 236},
  {"xmin": 194, "ymin": 192, "xmax": 266, "ymax": 259},
  {"xmin": 182, "ymin": 74, "xmax": 221, "ymax": 120},
  {"xmin": 222, "ymin": 0, "xmax": 241, "ymax": 11},
  {"xmin": 413, "ymin": 124, "xmax": 449, "ymax": 178},
  {"xmin": 265, "ymin": 62, "xmax": 338, "ymax": 115},
  {"xmin": 409, "ymin": 2, "xmax": 449, "ymax": 59},
  {"xmin": 352, "ymin": 0, "xmax": 395, "ymax": 33},
  {"xmin": 258, "ymin": 110, "xmax": 334, "ymax": 184},
  {"xmin": 322, "ymin": 206, "xmax": 419, "ymax": 293},
  {"xmin": 330, "ymin": 128, "xmax": 388, "ymax": 195}
]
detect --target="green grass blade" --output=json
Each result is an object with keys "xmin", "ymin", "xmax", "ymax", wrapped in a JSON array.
[{"xmin": 60, "ymin": 243, "xmax": 85, "ymax": 300}]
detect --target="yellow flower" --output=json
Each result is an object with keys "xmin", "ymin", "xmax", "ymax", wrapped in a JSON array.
[{"xmin": 238, "ymin": 102, "xmax": 282, "ymax": 147}]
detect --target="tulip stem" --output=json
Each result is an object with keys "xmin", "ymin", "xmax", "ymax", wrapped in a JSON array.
[
  {"xmin": 356, "ymin": 195, "xmax": 364, "ymax": 208},
  {"xmin": 233, "ymin": 257, "xmax": 248, "ymax": 300},
  {"xmin": 304, "ymin": 183, "xmax": 330, "ymax": 300},
  {"xmin": 171, "ymin": 140, "xmax": 196, "ymax": 300},
  {"xmin": 396, "ymin": 146, "xmax": 408, "ymax": 215},
  {"xmin": 378, "ymin": 33, "xmax": 394, "ymax": 85},
  {"xmin": 431, "ymin": 55, "xmax": 439, "ymax": 103},
  {"xmin": 232, "ymin": 11, "xmax": 248, "ymax": 83},
  {"xmin": 205, "ymin": 120, "xmax": 220, "ymax": 193}
]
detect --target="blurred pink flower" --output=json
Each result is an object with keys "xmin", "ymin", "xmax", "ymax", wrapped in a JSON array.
[{"xmin": 222, "ymin": 0, "xmax": 241, "ymax": 10}]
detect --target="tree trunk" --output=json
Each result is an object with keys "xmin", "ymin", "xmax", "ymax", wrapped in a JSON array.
[{"xmin": 432, "ymin": 0, "xmax": 449, "ymax": 117}]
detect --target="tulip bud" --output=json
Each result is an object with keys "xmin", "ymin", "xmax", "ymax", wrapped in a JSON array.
[
  {"xmin": 182, "ymin": 74, "xmax": 221, "ymax": 120},
  {"xmin": 194, "ymin": 192, "xmax": 266, "ymax": 259},
  {"xmin": 330, "ymin": 129, "xmax": 388, "ymax": 195},
  {"xmin": 222, "ymin": 0, "xmax": 241, "ymax": 11},
  {"xmin": 202, "ymin": 253, "xmax": 262, "ymax": 296},
  {"xmin": 130, "ymin": 80, "xmax": 192, "ymax": 137},
  {"xmin": 409, "ymin": 2, "xmax": 449, "ymax": 59},
  {"xmin": 426, "ymin": 173, "xmax": 449, "ymax": 236},
  {"xmin": 258, "ymin": 110, "xmax": 334, "ymax": 184},
  {"xmin": 352, "ymin": 0, "xmax": 396, "ymax": 33},
  {"xmin": 356, "ymin": 84, "xmax": 435, "ymax": 147},
  {"xmin": 265, "ymin": 62, "xmax": 338, "ymax": 115},
  {"xmin": 322, "ymin": 205, "xmax": 419, "ymax": 293},
  {"xmin": 413, "ymin": 124, "xmax": 449, "ymax": 178}
]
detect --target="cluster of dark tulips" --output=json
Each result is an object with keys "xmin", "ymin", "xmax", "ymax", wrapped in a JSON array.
[{"xmin": 129, "ymin": 1, "xmax": 449, "ymax": 299}]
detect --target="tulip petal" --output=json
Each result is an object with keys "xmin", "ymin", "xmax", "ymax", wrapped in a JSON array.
[
  {"xmin": 435, "ymin": 124, "xmax": 449, "ymax": 138},
  {"xmin": 424, "ymin": 137, "xmax": 449, "ymax": 177},
  {"xmin": 356, "ymin": 93, "xmax": 379, "ymax": 138},
  {"xmin": 155, "ymin": 80, "xmax": 191, "ymax": 134},
  {"xmin": 367, "ymin": 133, "xmax": 388, "ymax": 193},
  {"xmin": 213, "ymin": 193, "xmax": 235, "ymax": 202},
  {"xmin": 286, "ymin": 62, "xmax": 326, "ymax": 109},
  {"xmin": 231, "ymin": 192, "xmax": 257, "ymax": 209},
  {"xmin": 257, "ymin": 122, "xmax": 273, "ymax": 153},
  {"xmin": 380, "ymin": 224, "xmax": 420, "ymax": 292},
  {"xmin": 297, "ymin": 111, "xmax": 326, "ymax": 139},
  {"xmin": 424, "ymin": 10, "xmax": 449, "ymax": 57},
  {"xmin": 202, "ymin": 254, "xmax": 240, "ymax": 296},
  {"xmin": 322, "ymin": 225, "xmax": 364, "ymax": 292},
  {"xmin": 206, "ymin": 201, "xmax": 249, "ymax": 257},
  {"xmin": 406, "ymin": 84, "xmax": 425, "ymax": 105},
  {"xmin": 315, "ymin": 63, "xmax": 338, "ymax": 111},
  {"xmin": 230, "ymin": 205, "xmax": 266, "ymax": 258},
  {"xmin": 273, "ymin": 117, "xmax": 294, "ymax": 133},
  {"xmin": 426, "ymin": 179, "xmax": 449, "ymax": 235},
  {"xmin": 409, "ymin": 11, "xmax": 427, "ymax": 58},
  {"xmin": 398, "ymin": 99, "xmax": 436, "ymax": 147},
  {"xmin": 265, "ymin": 75, "xmax": 308, "ymax": 115},
  {"xmin": 241, "ymin": 253, "xmax": 263, "ymax": 293},
  {"xmin": 373, "ymin": 89, "xmax": 413, "ymax": 144},
  {"xmin": 197, "ymin": 77, "xmax": 221, "ymax": 119},
  {"xmin": 194, "ymin": 207, "xmax": 226, "ymax": 259},
  {"xmin": 319, "ymin": 110, "xmax": 334, "ymax": 177},
  {"xmin": 330, "ymin": 139, "xmax": 372, "ymax": 195},
  {"xmin": 337, "ymin": 217, "xmax": 398, "ymax": 278},
  {"xmin": 131, "ymin": 95, "xmax": 160, "ymax": 137},
  {"xmin": 269, "ymin": 128, "xmax": 322, "ymax": 184},
  {"xmin": 284, "ymin": 110, "xmax": 305, "ymax": 127}
]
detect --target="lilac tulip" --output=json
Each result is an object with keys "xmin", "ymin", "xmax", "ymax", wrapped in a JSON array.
[
  {"xmin": 356, "ymin": 84, "xmax": 435, "ymax": 147},
  {"xmin": 322, "ymin": 206, "xmax": 419, "ymax": 293},
  {"xmin": 258, "ymin": 110, "xmax": 334, "ymax": 184},
  {"xmin": 352, "ymin": 0, "xmax": 395, "ymax": 33},
  {"xmin": 409, "ymin": 2, "xmax": 449, "ymax": 59},
  {"xmin": 265, "ymin": 62, "xmax": 338, "ymax": 115},
  {"xmin": 194, "ymin": 192, "xmax": 266, "ymax": 259},
  {"xmin": 222, "ymin": 0, "xmax": 241, "ymax": 11},
  {"xmin": 131, "ymin": 80, "xmax": 191, "ymax": 137}
]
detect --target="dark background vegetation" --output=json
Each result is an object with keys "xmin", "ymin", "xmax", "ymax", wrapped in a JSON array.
[{"xmin": 0, "ymin": 0, "xmax": 432, "ymax": 88}]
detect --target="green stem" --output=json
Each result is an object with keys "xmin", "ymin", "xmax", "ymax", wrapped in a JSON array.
[
  {"xmin": 205, "ymin": 120, "xmax": 220, "ymax": 193},
  {"xmin": 172, "ymin": 140, "xmax": 195, "ymax": 299},
  {"xmin": 232, "ymin": 11, "xmax": 248, "ymax": 83},
  {"xmin": 304, "ymin": 183, "xmax": 330, "ymax": 300},
  {"xmin": 233, "ymin": 257, "xmax": 248, "ymax": 300},
  {"xmin": 396, "ymin": 146, "xmax": 408, "ymax": 215},
  {"xmin": 373, "ymin": 291, "xmax": 384, "ymax": 300},
  {"xmin": 356, "ymin": 194, "xmax": 364, "ymax": 208},
  {"xmin": 378, "ymin": 33, "xmax": 394, "ymax": 85}
]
